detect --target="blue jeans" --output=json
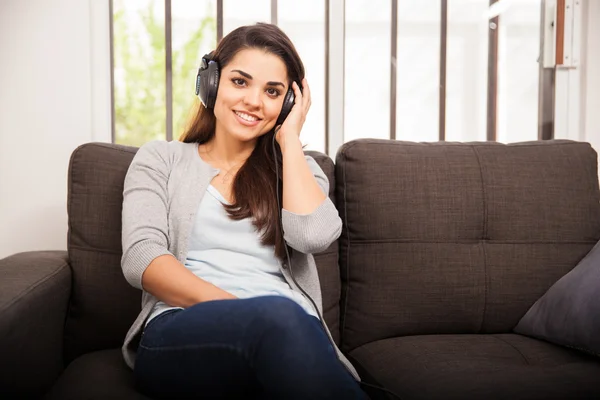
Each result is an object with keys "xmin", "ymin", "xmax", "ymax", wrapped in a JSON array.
[{"xmin": 134, "ymin": 295, "xmax": 367, "ymax": 399}]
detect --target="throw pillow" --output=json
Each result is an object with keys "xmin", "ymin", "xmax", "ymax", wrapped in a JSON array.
[{"xmin": 514, "ymin": 240, "xmax": 600, "ymax": 356}]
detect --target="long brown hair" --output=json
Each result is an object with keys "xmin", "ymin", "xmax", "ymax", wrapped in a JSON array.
[{"xmin": 180, "ymin": 23, "xmax": 305, "ymax": 259}]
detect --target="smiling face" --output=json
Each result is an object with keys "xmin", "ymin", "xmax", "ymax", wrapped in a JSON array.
[{"xmin": 212, "ymin": 48, "xmax": 289, "ymax": 144}]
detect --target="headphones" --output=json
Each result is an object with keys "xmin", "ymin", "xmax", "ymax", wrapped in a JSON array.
[{"xmin": 195, "ymin": 53, "xmax": 296, "ymax": 126}]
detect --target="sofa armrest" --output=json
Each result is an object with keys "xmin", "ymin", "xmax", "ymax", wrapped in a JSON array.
[{"xmin": 0, "ymin": 251, "xmax": 71, "ymax": 399}]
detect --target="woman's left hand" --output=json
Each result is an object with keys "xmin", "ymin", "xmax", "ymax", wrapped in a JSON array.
[{"xmin": 275, "ymin": 78, "xmax": 311, "ymax": 150}]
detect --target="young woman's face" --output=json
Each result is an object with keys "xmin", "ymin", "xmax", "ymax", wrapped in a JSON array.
[{"xmin": 213, "ymin": 48, "xmax": 289, "ymax": 143}]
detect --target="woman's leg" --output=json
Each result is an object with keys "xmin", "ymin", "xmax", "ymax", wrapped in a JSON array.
[
  {"xmin": 246, "ymin": 296, "xmax": 366, "ymax": 400},
  {"xmin": 134, "ymin": 296, "xmax": 366, "ymax": 399},
  {"xmin": 134, "ymin": 305, "xmax": 262, "ymax": 399}
]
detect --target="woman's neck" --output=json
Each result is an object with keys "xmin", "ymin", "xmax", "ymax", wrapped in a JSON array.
[{"xmin": 202, "ymin": 131, "xmax": 255, "ymax": 168}]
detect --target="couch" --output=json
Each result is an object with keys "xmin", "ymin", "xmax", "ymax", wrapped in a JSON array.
[{"xmin": 1, "ymin": 139, "xmax": 599, "ymax": 399}]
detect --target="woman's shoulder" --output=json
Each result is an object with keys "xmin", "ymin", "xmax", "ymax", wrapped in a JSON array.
[
  {"xmin": 135, "ymin": 140, "xmax": 197, "ymax": 164},
  {"xmin": 137, "ymin": 139, "xmax": 195, "ymax": 153}
]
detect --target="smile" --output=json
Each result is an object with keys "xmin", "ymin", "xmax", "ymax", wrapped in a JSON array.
[{"xmin": 233, "ymin": 110, "xmax": 261, "ymax": 126}]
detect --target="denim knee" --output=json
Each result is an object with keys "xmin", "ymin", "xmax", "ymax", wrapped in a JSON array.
[{"xmin": 252, "ymin": 296, "xmax": 313, "ymax": 331}]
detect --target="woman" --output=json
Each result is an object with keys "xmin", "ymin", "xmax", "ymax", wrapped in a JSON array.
[{"xmin": 120, "ymin": 23, "xmax": 366, "ymax": 399}]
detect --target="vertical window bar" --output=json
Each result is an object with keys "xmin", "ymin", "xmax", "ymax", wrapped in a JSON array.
[
  {"xmin": 486, "ymin": 0, "xmax": 499, "ymax": 141},
  {"xmin": 165, "ymin": 0, "xmax": 173, "ymax": 141},
  {"xmin": 538, "ymin": 70, "xmax": 555, "ymax": 140},
  {"xmin": 439, "ymin": 0, "xmax": 447, "ymax": 141},
  {"xmin": 325, "ymin": 0, "xmax": 330, "ymax": 152},
  {"xmin": 271, "ymin": 0, "xmax": 278, "ymax": 25},
  {"xmin": 217, "ymin": 0, "xmax": 223, "ymax": 42},
  {"xmin": 390, "ymin": 0, "xmax": 397, "ymax": 140},
  {"xmin": 109, "ymin": 0, "xmax": 116, "ymax": 143},
  {"xmin": 538, "ymin": 0, "xmax": 555, "ymax": 140}
]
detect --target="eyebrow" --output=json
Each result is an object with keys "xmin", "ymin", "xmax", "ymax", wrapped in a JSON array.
[{"xmin": 231, "ymin": 69, "xmax": 285, "ymax": 88}]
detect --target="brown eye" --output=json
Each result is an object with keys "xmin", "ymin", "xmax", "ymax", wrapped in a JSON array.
[
  {"xmin": 231, "ymin": 78, "xmax": 246, "ymax": 87},
  {"xmin": 266, "ymin": 88, "xmax": 281, "ymax": 97}
]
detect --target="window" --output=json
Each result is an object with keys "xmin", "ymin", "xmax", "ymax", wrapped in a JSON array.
[
  {"xmin": 445, "ymin": 0, "xmax": 490, "ymax": 142},
  {"xmin": 171, "ymin": 1, "xmax": 217, "ymax": 140},
  {"xmin": 396, "ymin": 1, "xmax": 440, "ymax": 143},
  {"xmin": 278, "ymin": 0, "xmax": 327, "ymax": 153},
  {"xmin": 112, "ymin": 0, "xmax": 167, "ymax": 146},
  {"xmin": 223, "ymin": 0, "xmax": 270, "ymax": 37},
  {"xmin": 345, "ymin": 0, "xmax": 392, "ymax": 143},
  {"xmin": 112, "ymin": 0, "xmax": 215, "ymax": 146},
  {"xmin": 497, "ymin": 0, "xmax": 541, "ymax": 143},
  {"xmin": 111, "ymin": 0, "xmax": 548, "ymax": 154}
]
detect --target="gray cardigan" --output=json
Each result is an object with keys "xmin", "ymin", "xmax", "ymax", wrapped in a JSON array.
[{"xmin": 120, "ymin": 140, "xmax": 360, "ymax": 381}]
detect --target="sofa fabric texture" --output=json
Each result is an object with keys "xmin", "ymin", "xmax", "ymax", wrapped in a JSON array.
[
  {"xmin": 0, "ymin": 251, "xmax": 71, "ymax": 399},
  {"xmin": 349, "ymin": 333, "xmax": 600, "ymax": 400},
  {"xmin": 335, "ymin": 139, "xmax": 600, "ymax": 352}
]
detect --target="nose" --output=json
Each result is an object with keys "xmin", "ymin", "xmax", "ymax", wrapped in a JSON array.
[{"xmin": 243, "ymin": 88, "xmax": 261, "ymax": 109}]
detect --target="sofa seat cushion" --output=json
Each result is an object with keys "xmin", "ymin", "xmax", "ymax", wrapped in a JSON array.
[
  {"xmin": 45, "ymin": 348, "xmax": 151, "ymax": 400},
  {"xmin": 349, "ymin": 334, "xmax": 600, "ymax": 400}
]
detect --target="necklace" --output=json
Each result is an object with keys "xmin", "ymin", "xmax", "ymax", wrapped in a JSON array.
[{"xmin": 202, "ymin": 147, "xmax": 246, "ymax": 184}]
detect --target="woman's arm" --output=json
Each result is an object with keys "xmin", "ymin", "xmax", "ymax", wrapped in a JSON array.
[
  {"xmin": 121, "ymin": 141, "xmax": 235, "ymax": 307},
  {"xmin": 279, "ymin": 149, "xmax": 343, "ymax": 254},
  {"xmin": 281, "ymin": 135, "xmax": 326, "ymax": 214},
  {"xmin": 142, "ymin": 255, "xmax": 236, "ymax": 307},
  {"xmin": 276, "ymin": 80, "xmax": 343, "ymax": 254}
]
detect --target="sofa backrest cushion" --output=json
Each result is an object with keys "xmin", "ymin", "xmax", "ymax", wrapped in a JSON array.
[
  {"xmin": 335, "ymin": 139, "xmax": 600, "ymax": 353},
  {"xmin": 65, "ymin": 143, "xmax": 341, "ymax": 364}
]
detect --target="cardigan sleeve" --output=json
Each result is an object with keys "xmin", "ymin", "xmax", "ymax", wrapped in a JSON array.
[
  {"xmin": 281, "ymin": 155, "xmax": 343, "ymax": 254},
  {"xmin": 121, "ymin": 140, "xmax": 174, "ymax": 290}
]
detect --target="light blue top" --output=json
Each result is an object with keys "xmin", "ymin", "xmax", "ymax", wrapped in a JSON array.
[{"xmin": 147, "ymin": 184, "xmax": 318, "ymax": 324}]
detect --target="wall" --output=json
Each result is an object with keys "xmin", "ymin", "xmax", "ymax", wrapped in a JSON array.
[{"xmin": 0, "ymin": 0, "xmax": 110, "ymax": 258}]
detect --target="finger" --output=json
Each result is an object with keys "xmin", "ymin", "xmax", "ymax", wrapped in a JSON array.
[
  {"xmin": 302, "ymin": 78, "xmax": 311, "ymax": 110},
  {"xmin": 292, "ymin": 81, "xmax": 302, "ymax": 105}
]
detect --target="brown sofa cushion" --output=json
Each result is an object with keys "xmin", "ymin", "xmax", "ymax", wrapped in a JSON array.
[
  {"xmin": 66, "ymin": 143, "xmax": 139, "ymax": 364},
  {"xmin": 45, "ymin": 349, "xmax": 150, "ymax": 400},
  {"xmin": 64, "ymin": 143, "xmax": 341, "ymax": 364},
  {"xmin": 336, "ymin": 139, "xmax": 600, "ymax": 353},
  {"xmin": 349, "ymin": 334, "xmax": 600, "ymax": 400}
]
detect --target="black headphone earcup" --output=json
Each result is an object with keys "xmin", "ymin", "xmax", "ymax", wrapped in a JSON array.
[
  {"xmin": 197, "ymin": 60, "xmax": 220, "ymax": 109},
  {"xmin": 276, "ymin": 88, "xmax": 295, "ymax": 126}
]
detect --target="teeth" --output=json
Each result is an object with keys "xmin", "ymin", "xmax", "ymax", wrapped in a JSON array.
[{"xmin": 235, "ymin": 111, "xmax": 258, "ymax": 122}]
